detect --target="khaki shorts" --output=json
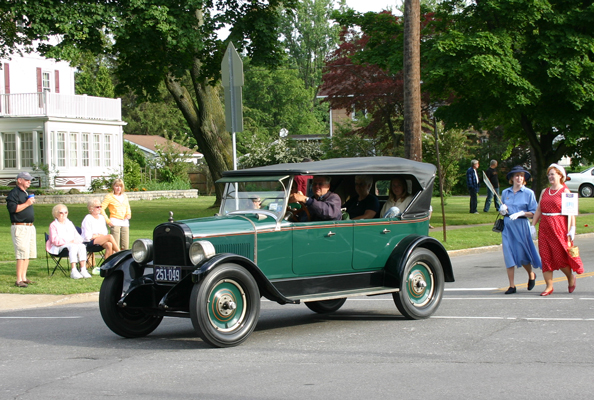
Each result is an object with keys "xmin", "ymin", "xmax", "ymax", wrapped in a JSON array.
[{"xmin": 11, "ymin": 225, "xmax": 37, "ymax": 260}]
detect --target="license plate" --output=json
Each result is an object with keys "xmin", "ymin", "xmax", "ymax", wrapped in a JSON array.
[{"xmin": 154, "ymin": 266, "xmax": 181, "ymax": 283}]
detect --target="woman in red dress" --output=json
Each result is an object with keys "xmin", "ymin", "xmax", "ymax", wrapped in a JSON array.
[{"xmin": 532, "ymin": 164, "xmax": 584, "ymax": 296}]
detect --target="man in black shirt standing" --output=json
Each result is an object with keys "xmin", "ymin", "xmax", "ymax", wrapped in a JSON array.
[
  {"xmin": 483, "ymin": 160, "xmax": 501, "ymax": 212},
  {"xmin": 6, "ymin": 172, "xmax": 36, "ymax": 288}
]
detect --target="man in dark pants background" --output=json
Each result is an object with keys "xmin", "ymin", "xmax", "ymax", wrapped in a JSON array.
[
  {"xmin": 466, "ymin": 160, "xmax": 480, "ymax": 214},
  {"xmin": 483, "ymin": 159, "xmax": 501, "ymax": 212},
  {"xmin": 6, "ymin": 172, "xmax": 36, "ymax": 288}
]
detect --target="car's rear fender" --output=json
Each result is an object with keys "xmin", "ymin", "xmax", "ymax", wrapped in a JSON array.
[
  {"xmin": 192, "ymin": 253, "xmax": 298, "ymax": 305},
  {"xmin": 385, "ymin": 235, "xmax": 454, "ymax": 285}
]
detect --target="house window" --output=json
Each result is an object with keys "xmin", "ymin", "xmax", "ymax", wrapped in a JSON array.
[
  {"xmin": 93, "ymin": 134, "xmax": 101, "ymax": 167},
  {"xmin": 3, "ymin": 133, "xmax": 16, "ymax": 168},
  {"xmin": 69, "ymin": 133, "xmax": 78, "ymax": 167},
  {"xmin": 104, "ymin": 135, "xmax": 112, "ymax": 167},
  {"xmin": 82, "ymin": 133, "xmax": 89, "ymax": 167},
  {"xmin": 20, "ymin": 132, "xmax": 34, "ymax": 168},
  {"xmin": 42, "ymin": 71, "xmax": 51, "ymax": 92},
  {"xmin": 38, "ymin": 133, "xmax": 45, "ymax": 165},
  {"xmin": 57, "ymin": 132, "xmax": 66, "ymax": 167}
]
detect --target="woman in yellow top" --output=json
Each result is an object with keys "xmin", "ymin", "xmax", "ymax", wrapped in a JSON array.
[{"xmin": 101, "ymin": 179, "xmax": 132, "ymax": 250}]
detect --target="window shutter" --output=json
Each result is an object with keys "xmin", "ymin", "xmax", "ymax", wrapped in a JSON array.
[
  {"xmin": 36, "ymin": 67, "xmax": 42, "ymax": 93},
  {"xmin": 54, "ymin": 70, "xmax": 60, "ymax": 93}
]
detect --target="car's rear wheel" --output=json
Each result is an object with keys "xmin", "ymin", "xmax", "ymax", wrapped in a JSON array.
[
  {"xmin": 579, "ymin": 184, "xmax": 594, "ymax": 198},
  {"xmin": 190, "ymin": 263, "xmax": 260, "ymax": 348},
  {"xmin": 99, "ymin": 273, "xmax": 163, "ymax": 337},
  {"xmin": 393, "ymin": 248, "xmax": 444, "ymax": 319},
  {"xmin": 305, "ymin": 298, "xmax": 347, "ymax": 314}
]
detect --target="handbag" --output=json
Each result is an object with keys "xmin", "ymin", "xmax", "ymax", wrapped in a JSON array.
[
  {"xmin": 568, "ymin": 240, "xmax": 579, "ymax": 258},
  {"xmin": 492, "ymin": 214, "xmax": 504, "ymax": 233}
]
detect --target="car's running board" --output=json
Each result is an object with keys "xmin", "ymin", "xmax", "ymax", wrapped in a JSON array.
[{"xmin": 288, "ymin": 287, "xmax": 399, "ymax": 303}]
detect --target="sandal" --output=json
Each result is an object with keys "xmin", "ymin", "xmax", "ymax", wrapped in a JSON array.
[{"xmin": 15, "ymin": 281, "xmax": 28, "ymax": 288}]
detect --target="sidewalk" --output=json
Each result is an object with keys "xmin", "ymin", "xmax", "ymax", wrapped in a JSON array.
[{"xmin": 0, "ymin": 292, "xmax": 99, "ymax": 312}]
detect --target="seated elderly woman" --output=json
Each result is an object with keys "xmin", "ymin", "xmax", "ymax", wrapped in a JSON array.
[
  {"xmin": 46, "ymin": 204, "xmax": 90, "ymax": 279},
  {"xmin": 81, "ymin": 198, "xmax": 121, "ymax": 272},
  {"xmin": 380, "ymin": 177, "xmax": 414, "ymax": 218},
  {"xmin": 343, "ymin": 175, "xmax": 380, "ymax": 220}
]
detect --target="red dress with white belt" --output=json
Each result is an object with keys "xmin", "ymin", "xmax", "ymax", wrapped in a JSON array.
[{"xmin": 538, "ymin": 187, "xmax": 583, "ymax": 274}]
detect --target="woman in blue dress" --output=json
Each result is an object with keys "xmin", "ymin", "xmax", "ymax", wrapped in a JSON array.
[{"xmin": 498, "ymin": 166, "xmax": 541, "ymax": 294}]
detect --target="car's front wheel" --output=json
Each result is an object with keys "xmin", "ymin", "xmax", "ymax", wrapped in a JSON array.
[
  {"xmin": 393, "ymin": 248, "xmax": 444, "ymax": 319},
  {"xmin": 579, "ymin": 184, "xmax": 594, "ymax": 198},
  {"xmin": 99, "ymin": 273, "xmax": 163, "ymax": 337},
  {"xmin": 305, "ymin": 298, "xmax": 347, "ymax": 314},
  {"xmin": 190, "ymin": 263, "xmax": 260, "ymax": 348}
]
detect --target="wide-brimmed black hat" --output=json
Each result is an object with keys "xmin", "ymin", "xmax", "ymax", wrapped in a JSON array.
[{"xmin": 506, "ymin": 165, "xmax": 531, "ymax": 181}]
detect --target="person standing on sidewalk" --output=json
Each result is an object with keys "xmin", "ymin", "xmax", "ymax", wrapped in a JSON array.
[
  {"xmin": 466, "ymin": 159, "xmax": 480, "ymax": 214},
  {"xmin": 483, "ymin": 160, "xmax": 501, "ymax": 212},
  {"xmin": 6, "ymin": 172, "xmax": 36, "ymax": 288}
]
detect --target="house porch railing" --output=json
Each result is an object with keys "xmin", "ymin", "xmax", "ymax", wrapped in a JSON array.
[{"xmin": 0, "ymin": 92, "xmax": 121, "ymax": 121}]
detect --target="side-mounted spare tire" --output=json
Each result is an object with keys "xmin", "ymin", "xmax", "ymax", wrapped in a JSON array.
[{"xmin": 393, "ymin": 248, "xmax": 444, "ymax": 319}]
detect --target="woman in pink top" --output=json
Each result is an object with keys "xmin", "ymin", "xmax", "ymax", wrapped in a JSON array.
[{"xmin": 46, "ymin": 204, "xmax": 90, "ymax": 279}]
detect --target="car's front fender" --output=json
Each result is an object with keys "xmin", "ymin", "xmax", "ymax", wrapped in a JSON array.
[
  {"xmin": 192, "ymin": 253, "xmax": 298, "ymax": 305},
  {"xmin": 384, "ymin": 235, "xmax": 454, "ymax": 286},
  {"xmin": 99, "ymin": 250, "xmax": 145, "ymax": 294}
]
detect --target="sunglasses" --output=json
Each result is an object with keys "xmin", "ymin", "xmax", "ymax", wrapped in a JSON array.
[
  {"xmin": 93, "ymin": 206, "xmax": 102, "ymax": 208},
  {"xmin": 59, "ymin": 211, "xmax": 68, "ymax": 215}
]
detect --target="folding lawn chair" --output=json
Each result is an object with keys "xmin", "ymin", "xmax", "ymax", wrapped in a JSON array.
[{"xmin": 44, "ymin": 232, "xmax": 69, "ymax": 277}]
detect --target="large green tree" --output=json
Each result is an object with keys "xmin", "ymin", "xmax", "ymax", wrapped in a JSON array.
[
  {"xmin": 426, "ymin": 0, "xmax": 594, "ymax": 193},
  {"xmin": 7, "ymin": 0, "xmax": 296, "ymax": 204}
]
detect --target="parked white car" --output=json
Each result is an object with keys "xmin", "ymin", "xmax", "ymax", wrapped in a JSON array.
[{"xmin": 566, "ymin": 167, "xmax": 594, "ymax": 197}]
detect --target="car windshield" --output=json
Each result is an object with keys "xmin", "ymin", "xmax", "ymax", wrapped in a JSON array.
[{"xmin": 220, "ymin": 177, "xmax": 291, "ymax": 219}]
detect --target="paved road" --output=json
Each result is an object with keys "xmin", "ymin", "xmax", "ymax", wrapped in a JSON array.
[{"xmin": 1, "ymin": 237, "xmax": 593, "ymax": 399}]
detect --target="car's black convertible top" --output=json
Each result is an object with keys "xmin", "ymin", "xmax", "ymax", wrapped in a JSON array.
[{"xmin": 222, "ymin": 157, "xmax": 436, "ymax": 191}]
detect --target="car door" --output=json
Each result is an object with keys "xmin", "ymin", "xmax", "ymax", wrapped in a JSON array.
[{"xmin": 292, "ymin": 219, "xmax": 354, "ymax": 275}]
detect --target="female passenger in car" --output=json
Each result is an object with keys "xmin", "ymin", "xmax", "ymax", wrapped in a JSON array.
[
  {"xmin": 380, "ymin": 177, "xmax": 413, "ymax": 218},
  {"xmin": 498, "ymin": 166, "xmax": 541, "ymax": 294},
  {"xmin": 343, "ymin": 175, "xmax": 379, "ymax": 220}
]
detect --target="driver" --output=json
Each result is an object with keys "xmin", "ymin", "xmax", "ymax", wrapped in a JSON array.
[{"xmin": 289, "ymin": 175, "xmax": 342, "ymax": 221}]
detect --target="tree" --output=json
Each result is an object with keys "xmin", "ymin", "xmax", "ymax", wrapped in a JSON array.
[
  {"xmin": 241, "ymin": 63, "xmax": 326, "ymax": 150},
  {"xmin": 425, "ymin": 0, "xmax": 594, "ymax": 193},
  {"xmin": 320, "ymin": 24, "xmax": 407, "ymax": 154},
  {"xmin": 75, "ymin": 55, "xmax": 115, "ymax": 98},
  {"xmin": 7, "ymin": 0, "xmax": 297, "ymax": 205},
  {"xmin": 280, "ymin": 0, "xmax": 345, "ymax": 92}
]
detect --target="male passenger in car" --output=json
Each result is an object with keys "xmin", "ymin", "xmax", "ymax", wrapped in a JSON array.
[{"xmin": 289, "ymin": 175, "xmax": 342, "ymax": 221}]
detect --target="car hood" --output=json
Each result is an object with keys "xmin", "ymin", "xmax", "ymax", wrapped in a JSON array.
[{"xmin": 178, "ymin": 214, "xmax": 275, "ymax": 239}]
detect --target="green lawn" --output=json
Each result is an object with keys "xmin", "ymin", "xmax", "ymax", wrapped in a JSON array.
[{"xmin": 2, "ymin": 194, "xmax": 593, "ymax": 294}]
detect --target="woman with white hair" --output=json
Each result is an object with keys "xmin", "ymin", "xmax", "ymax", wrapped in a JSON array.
[
  {"xmin": 532, "ymin": 163, "xmax": 583, "ymax": 296},
  {"xmin": 343, "ymin": 175, "xmax": 379, "ymax": 220},
  {"xmin": 46, "ymin": 204, "xmax": 90, "ymax": 279}
]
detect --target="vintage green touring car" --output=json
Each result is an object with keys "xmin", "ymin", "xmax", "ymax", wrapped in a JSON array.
[{"xmin": 99, "ymin": 157, "xmax": 454, "ymax": 347}]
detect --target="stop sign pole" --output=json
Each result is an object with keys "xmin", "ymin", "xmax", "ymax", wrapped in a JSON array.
[{"xmin": 221, "ymin": 42, "xmax": 244, "ymax": 170}]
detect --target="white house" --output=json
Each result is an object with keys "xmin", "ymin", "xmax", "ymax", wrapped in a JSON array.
[{"xmin": 0, "ymin": 48, "xmax": 125, "ymax": 190}]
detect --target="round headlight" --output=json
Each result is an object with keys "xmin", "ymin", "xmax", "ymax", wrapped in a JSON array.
[
  {"xmin": 132, "ymin": 239, "xmax": 153, "ymax": 264},
  {"xmin": 189, "ymin": 240, "xmax": 216, "ymax": 266}
]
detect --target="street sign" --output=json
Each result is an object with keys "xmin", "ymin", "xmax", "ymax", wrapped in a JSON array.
[
  {"xmin": 221, "ymin": 42, "xmax": 244, "ymax": 170},
  {"xmin": 221, "ymin": 42, "xmax": 244, "ymax": 134}
]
